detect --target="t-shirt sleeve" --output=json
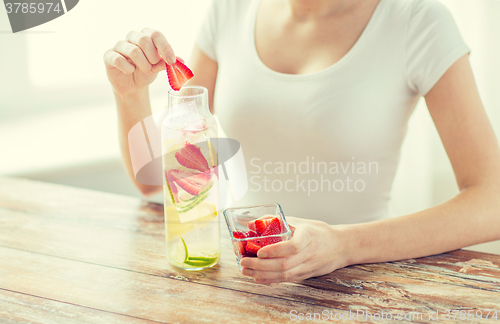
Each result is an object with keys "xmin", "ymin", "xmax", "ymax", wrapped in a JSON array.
[
  {"xmin": 405, "ymin": 0, "xmax": 470, "ymax": 96},
  {"xmin": 195, "ymin": 0, "xmax": 220, "ymax": 62}
]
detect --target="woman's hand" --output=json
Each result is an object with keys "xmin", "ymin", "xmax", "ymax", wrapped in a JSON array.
[
  {"xmin": 103, "ymin": 28, "xmax": 176, "ymax": 95},
  {"xmin": 240, "ymin": 217, "xmax": 349, "ymax": 284}
]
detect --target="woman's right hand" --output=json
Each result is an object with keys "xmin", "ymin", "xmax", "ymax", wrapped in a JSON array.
[{"xmin": 103, "ymin": 28, "xmax": 177, "ymax": 96}]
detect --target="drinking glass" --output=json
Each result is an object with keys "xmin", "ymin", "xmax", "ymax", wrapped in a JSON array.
[{"xmin": 223, "ymin": 203, "xmax": 292, "ymax": 270}]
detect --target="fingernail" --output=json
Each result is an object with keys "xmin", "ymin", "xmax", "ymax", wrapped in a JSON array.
[
  {"xmin": 258, "ymin": 252, "xmax": 267, "ymax": 258},
  {"xmin": 240, "ymin": 259, "xmax": 250, "ymax": 267},
  {"xmin": 167, "ymin": 55, "xmax": 176, "ymax": 65},
  {"xmin": 243, "ymin": 268, "xmax": 254, "ymax": 276}
]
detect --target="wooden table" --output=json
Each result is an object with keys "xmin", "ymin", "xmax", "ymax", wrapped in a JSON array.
[{"xmin": 1, "ymin": 177, "xmax": 499, "ymax": 323}]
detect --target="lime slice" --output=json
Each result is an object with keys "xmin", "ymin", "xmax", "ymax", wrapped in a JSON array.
[
  {"xmin": 180, "ymin": 237, "xmax": 188, "ymax": 262},
  {"xmin": 184, "ymin": 256, "xmax": 218, "ymax": 267},
  {"xmin": 176, "ymin": 192, "xmax": 210, "ymax": 213},
  {"xmin": 168, "ymin": 237, "xmax": 188, "ymax": 264}
]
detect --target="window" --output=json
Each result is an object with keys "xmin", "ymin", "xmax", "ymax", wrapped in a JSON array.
[{"xmin": 0, "ymin": 0, "xmax": 211, "ymax": 118}]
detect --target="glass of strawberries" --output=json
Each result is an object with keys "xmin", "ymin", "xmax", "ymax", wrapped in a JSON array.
[{"xmin": 223, "ymin": 203, "xmax": 292, "ymax": 270}]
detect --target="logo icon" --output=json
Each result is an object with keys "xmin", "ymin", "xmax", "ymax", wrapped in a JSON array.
[
  {"xmin": 4, "ymin": 0, "xmax": 79, "ymax": 33},
  {"xmin": 128, "ymin": 108, "xmax": 248, "ymax": 214}
]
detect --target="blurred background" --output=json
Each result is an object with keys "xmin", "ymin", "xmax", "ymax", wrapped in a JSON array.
[{"xmin": 1, "ymin": 0, "xmax": 499, "ymax": 254}]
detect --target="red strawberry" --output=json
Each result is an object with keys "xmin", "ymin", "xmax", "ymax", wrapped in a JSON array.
[
  {"xmin": 261, "ymin": 218, "xmax": 281, "ymax": 236},
  {"xmin": 260, "ymin": 218, "xmax": 283, "ymax": 246},
  {"xmin": 261, "ymin": 236, "xmax": 282, "ymax": 246},
  {"xmin": 165, "ymin": 170, "xmax": 179, "ymax": 203},
  {"xmin": 245, "ymin": 241, "xmax": 262, "ymax": 255},
  {"xmin": 233, "ymin": 231, "xmax": 246, "ymax": 239},
  {"xmin": 233, "ymin": 231, "xmax": 246, "ymax": 255},
  {"xmin": 242, "ymin": 251, "xmax": 257, "ymax": 258},
  {"xmin": 168, "ymin": 169, "xmax": 211, "ymax": 196},
  {"xmin": 245, "ymin": 230, "xmax": 258, "ymax": 238},
  {"xmin": 175, "ymin": 143, "xmax": 210, "ymax": 172},
  {"xmin": 165, "ymin": 58, "xmax": 194, "ymax": 91},
  {"xmin": 255, "ymin": 217, "xmax": 280, "ymax": 235}
]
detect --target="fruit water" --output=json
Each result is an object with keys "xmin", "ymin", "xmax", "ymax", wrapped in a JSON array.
[{"xmin": 162, "ymin": 86, "xmax": 220, "ymax": 270}]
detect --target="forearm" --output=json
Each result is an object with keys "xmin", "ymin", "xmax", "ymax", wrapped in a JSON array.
[
  {"xmin": 341, "ymin": 183, "xmax": 500, "ymax": 266},
  {"xmin": 114, "ymin": 88, "xmax": 162, "ymax": 196}
]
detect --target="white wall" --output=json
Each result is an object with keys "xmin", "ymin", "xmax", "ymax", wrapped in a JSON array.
[{"xmin": 391, "ymin": 0, "xmax": 500, "ymax": 254}]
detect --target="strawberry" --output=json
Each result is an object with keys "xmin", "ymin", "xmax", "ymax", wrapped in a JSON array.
[
  {"xmin": 165, "ymin": 57, "xmax": 194, "ymax": 91},
  {"xmin": 261, "ymin": 218, "xmax": 281, "ymax": 236},
  {"xmin": 261, "ymin": 236, "xmax": 282, "ymax": 246},
  {"xmin": 165, "ymin": 170, "xmax": 179, "ymax": 203},
  {"xmin": 260, "ymin": 218, "xmax": 283, "ymax": 246},
  {"xmin": 245, "ymin": 241, "xmax": 262, "ymax": 255},
  {"xmin": 233, "ymin": 231, "xmax": 246, "ymax": 255},
  {"xmin": 242, "ymin": 251, "xmax": 257, "ymax": 258},
  {"xmin": 168, "ymin": 169, "xmax": 211, "ymax": 196},
  {"xmin": 245, "ymin": 230, "xmax": 258, "ymax": 238},
  {"xmin": 255, "ymin": 217, "xmax": 280, "ymax": 235},
  {"xmin": 175, "ymin": 143, "xmax": 210, "ymax": 172}
]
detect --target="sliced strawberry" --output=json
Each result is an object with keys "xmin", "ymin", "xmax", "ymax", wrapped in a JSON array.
[
  {"xmin": 175, "ymin": 143, "xmax": 210, "ymax": 172},
  {"xmin": 260, "ymin": 218, "xmax": 283, "ymax": 246},
  {"xmin": 233, "ymin": 231, "xmax": 246, "ymax": 239},
  {"xmin": 165, "ymin": 58, "xmax": 194, "ymax": 91},
  {"xmin": 261, "ymin": 236, "xmax": 282, "ymax": 246},
  {"xmin": 241, "ymin": 251, "xmax": 257, "ymax": 258},
  {"xmin": 245, "ymin": 230, "xmax": 258, "ymax": 238},
  {"xmin": 233, "ymin": 231, "xmax": 246, "ymax": 255},
  {"xmin": 255, "ymin": 217, "xmax": 279, "ymax": 235},
  {"xmin": 245, "ymin": 241, "xmax": 262, "ymax": 255},
  {"xmin": 165, "ymin": 170, "xmax": 179, "ymax": 203},
  {"xmin": 261, "ymin": 218, "xmax": 281, "ymax": 236},
  {"xmin": 168, "ymin": 169, "xmax": 211, "ymax": 196}
]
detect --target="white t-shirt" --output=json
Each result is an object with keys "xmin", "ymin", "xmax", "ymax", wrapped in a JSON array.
[{"xmin": 196, "ymin": 0, "xmax": 470, "ymax": 224}]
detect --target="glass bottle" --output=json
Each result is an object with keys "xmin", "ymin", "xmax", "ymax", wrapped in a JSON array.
[{"xmin": 161, "ymin": 86, "xmax": 220, "ymax": 270}]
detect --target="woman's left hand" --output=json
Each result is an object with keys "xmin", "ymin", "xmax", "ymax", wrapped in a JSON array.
[{"xmin": 239, "ymin": 217, "xmax": 349, "ymax": 284}]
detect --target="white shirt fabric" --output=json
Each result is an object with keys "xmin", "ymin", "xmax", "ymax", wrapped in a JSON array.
[{"xmin": 195, "ymin": 0, "xmax": 470, "ymax": 224}]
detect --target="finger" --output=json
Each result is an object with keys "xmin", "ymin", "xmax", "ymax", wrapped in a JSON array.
[
  {"xmin": 257, "ymin": 228, "xmax": 311, "ymax": 258},
  {"xmin": 113, "ymin": 41, "xmax": 152, "ymax": 73},
  {"xmin": 151, "ymin": 60, "xmax": 166, "ymax": 74},
  {"xmin": 254, "ymin": 279, "xmax": 273, "ymax": 286},
  {"xmin": 241, "ymin": 265, "xmax": 302, "ymax": 282},
  {"xmin": 141, "ymin": 28, "xmax": 176, "ymax": 65},
  {"xmin": 240, "ymin": 254, "xmax": 302, "ymax": 272},
  {"xmin": 103, "ymin": 50, "xmax": 135, "ymax": 74},
  {"xmin": 247, "ymin": 220, "xmax": 256, "ymax": 231},
  {"xmin": 251, "ymin": 263, "xmax": 312, "ymax": 284},
  {"xmin": 289, "ymin": 225, "xmax": 296, "ymax": 237},
  {"xmin": 126, "ymin": 30, "xmax": 161, "ymax": 65}
]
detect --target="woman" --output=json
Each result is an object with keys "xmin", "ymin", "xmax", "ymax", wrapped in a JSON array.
[{"xmin": 104, "ymin": 0, "xmax": 500, "ymax": 284}]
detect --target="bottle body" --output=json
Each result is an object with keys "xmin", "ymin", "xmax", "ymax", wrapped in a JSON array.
[{"xmin": 162, "ymin": 86, "xmax": 220, "ymax": 270}]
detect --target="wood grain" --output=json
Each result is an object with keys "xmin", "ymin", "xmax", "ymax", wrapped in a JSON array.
[
  {"xmin": 0, "ymin": 246, "xmax": 331, "ymax": 324},
  {"xmin": 0, "ymin": 177, "xmax": 499, "ymax": 323},
  {"xmin": 0, "ymin": 289, "xmax": 159, "ymax": 324}
]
